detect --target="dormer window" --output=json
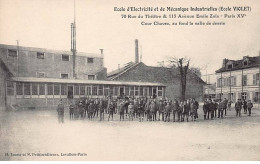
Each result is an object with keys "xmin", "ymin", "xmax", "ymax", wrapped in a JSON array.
[
  {"xmin": 227, "ymin": 64, "xmax": 233, "ymax": 69},
  {"xmin": 243, "ymin": 60, "xmax": 248, "ymax": 66}
]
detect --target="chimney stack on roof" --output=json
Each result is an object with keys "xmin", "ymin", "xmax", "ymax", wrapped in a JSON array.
[
  {"xmin": 100, "ymin": 49, "xmax": 104, "ymax": 55},
  {"xmin": 135, "ymin": 39, "xmax": 139, "ymax": 63}
]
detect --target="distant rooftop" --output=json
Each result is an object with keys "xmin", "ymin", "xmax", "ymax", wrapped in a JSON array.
[
  {"xmin": 216, "ymin": 55, "xmax": 260, "ymax": 73},
  {"xmin": 0, "ymin": 44, "xmax": 104, "ymax": 58}
]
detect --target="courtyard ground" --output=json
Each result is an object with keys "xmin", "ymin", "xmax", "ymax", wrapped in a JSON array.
[{"xmin": 0, "ymin": 105, "xmax": 260, "ymax": 161}]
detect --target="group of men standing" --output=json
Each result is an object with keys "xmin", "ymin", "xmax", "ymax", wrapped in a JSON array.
[
  {"xmin": 56, "ymin": 96, "xmax": 254, "ymax": 124},
  {"xmin": 202, "ymin": 98, "xmax": 254, "ymax": 120}
]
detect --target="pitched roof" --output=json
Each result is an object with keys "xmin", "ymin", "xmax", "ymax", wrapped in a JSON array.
[
  {"xmin": 108, "ymin": 62, "xmax": 206, "ymax": 84},
  {"xmin": 216, "ymin": 56, "xmax": 260, "ymax": 73}
]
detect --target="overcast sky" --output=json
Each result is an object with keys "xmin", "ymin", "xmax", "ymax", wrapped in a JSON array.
[{"xmin": 0, "ymin": 0, "xmax": 259, "ymax": 81}]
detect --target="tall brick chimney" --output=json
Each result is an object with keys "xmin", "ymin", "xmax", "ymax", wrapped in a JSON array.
[{"xmin": 135, "ymin": 39, "xmax": 139, "ymax": 63}]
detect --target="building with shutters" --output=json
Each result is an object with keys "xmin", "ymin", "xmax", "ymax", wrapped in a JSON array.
[{"xmin": 215, "ymin": 55, "xmax": 260, "ymax": 102}]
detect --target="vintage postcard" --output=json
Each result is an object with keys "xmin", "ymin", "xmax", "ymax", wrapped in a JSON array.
[{"xmin": 0, "ymin": 0, "xmax": 259, "ymax": 161}]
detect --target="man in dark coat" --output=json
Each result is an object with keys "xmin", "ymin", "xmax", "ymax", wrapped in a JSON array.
[
  {"xmin": 243, "ymin": 99, "xmax": 248, "ymax": 114},
  {"xmin": 235, "ymin": 99, "xmax": 242, "ymax": 117},
  {"xmin": 69, "ymin": 100, "xmax": 75, "ymax": 120},
  {"xmin": 57, "ymin": 99, "xmax": 65, "ymax": 124},
  {"xmin": 247, "ymin": 100, "xmax": 253, "ymax": 116}
]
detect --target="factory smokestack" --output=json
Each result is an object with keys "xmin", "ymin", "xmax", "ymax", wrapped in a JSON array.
[{"xmin": 135, "ymin": 39, "xmax": 139, "ymax": 63}]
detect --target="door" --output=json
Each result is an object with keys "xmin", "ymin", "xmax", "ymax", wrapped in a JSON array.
[{"xmin": 67, "ymin": 86, "xmax": 73, "ymax": 99}]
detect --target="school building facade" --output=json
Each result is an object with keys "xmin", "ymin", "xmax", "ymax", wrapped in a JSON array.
[{"xmin": 215, "ymin": 55, "xmax": 260, "ymax": 102}]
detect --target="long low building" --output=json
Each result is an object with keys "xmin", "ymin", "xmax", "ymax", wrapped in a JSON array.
[
  {"xmin": 0, "ymin": 44, "xmax": 166, "ymax": 110},
  {"xmin": 5, "ymin": 77, "xmax": 165, "ymax": 108}
]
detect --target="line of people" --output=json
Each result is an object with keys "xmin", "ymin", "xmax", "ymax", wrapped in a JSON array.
[{"xmin": 57, "ymin": 96, "xmax": 254, "ymax": 124}]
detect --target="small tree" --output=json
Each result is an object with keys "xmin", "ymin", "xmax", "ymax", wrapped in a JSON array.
[{"xmin": 169, "ymin": 57, "xmax": 190, "ymax": 101}]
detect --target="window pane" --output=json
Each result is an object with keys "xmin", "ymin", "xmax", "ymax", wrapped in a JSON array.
[
  {"xmin": 98, "ymin": 85, "xmax": 103, "ymax": 96},
  {"xmin": 80, "ymin": 85, "xmax": 85, "ymax": 95},
  {"xmin": 8, "ymin": 50, "xmax": 18, "ymax": 57},
  {"xmin": 32, "ymin": 83, "xmax": 38, "ymax": 95},
  {"xmin": 92, "ymin": 86, "xmax": 97, "ymax": 95},
  {"xmin": 88, "ymin": 75, "xmax": 95, "ymax": 80},
  {"xmin": 47, "ymin": 84, "xmax": 53, "ymax": 95},
  {"xmin": 39, "ymin": 84, "xmax": 45, "ymax": 95},
  {"xmin": 130, "ymin": 87, "xmax": 134, "ymax": 96},
  {"xmin": 61, "ymin": 74, "xmax": 68, "ymax": 79},
  {"xmin": 135, "ymin": 87, "xmax": 139, "ymax": 96},
  {"xmin": 87, "ymin": 86, "xmax": 91, "ymax": 95},
  {"xmin": 87, "ymin": 58, "xmax": 94, "ymax": 63},
  {"xmin": 125, "ymin": 87, "xmax": 129, "ymax": 96},
  {"xmin": 24, "ymin": 83, "xmax": 31, "ymax": 95},
  {"xmin": 62, "ymin": 54, "xmax": 69, "ymax": 61},
  {"xmin": 61, "ymin": 84, "xmax": 66, "ymax": 95},
  {"xmin": 37, "ymin": 52, "xmax": 45, "ymax": 59},
  {"xmin": 74, "ymin": 85, "xmax": 79, "ymax": 95},
  {"xmin": 16, "ymin": 82, "xmax": 23, "ymax": 95},
  {"xmin": 140, "ymin": 87, "xmax": 143, "ymax": 96},
  {"xmin": 54, "ymin": 84, "xmax": 60, "ymax": 95}
]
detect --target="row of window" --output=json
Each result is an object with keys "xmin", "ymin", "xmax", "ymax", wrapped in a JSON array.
[
  {"xmin": 7, "ymin": 49, "xmax": 94, "ymax": 63},
  {"xmin": 216, "ymin": 91, "xmax": 259, "ymax": 101},
  {"xmin": 217, "ymin": 73, "xmax": 259, "ymax": 87},
  {"xmin": 36, "ymin": 72, "xmax": 95, "ymax": 80},
  {"xmin": 6, "ymin": 82, "xmax": 164, "ymax": 97}
]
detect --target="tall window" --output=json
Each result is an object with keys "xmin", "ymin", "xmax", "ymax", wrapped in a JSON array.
[
  {"xmin": 8, "ymin": 49, "xmax": 17, "ymax": 57},
  {"xmin": 242, "ymin": 75, "xmax": 247, "ymax": 86},
  {"xmin": 61, "ymin": 84, "xmax": 66, "ymax": 95},
  {"xmin": 6, "ymin": 81, "xmax": 14, "ymax": 95},
  {"xmin": 125, "ymin": 87, "xmax": 129, "ymax": 96},
  {"xmin": 98, "ymin": 85, "xmax": 103, "ymax": 96},
  {"xmin": 24, "ymin": 83, "xmax": 31, "ymax": 95},
  {"xmin": 37, "ymin": 52, "xmax": 45, "ymax": 59},
  {"xmin": 32, "ymin": 83, "xmax": 38, "ymax": 95},
  {"xmin": 92, "ymin": 86, "xmax": 98, "ymax": 95},
  {"xmin": 158, "ymin": 87, "xmax": 163, "ymax": 97},
  {"xmin": 86, "ymin": 86, "xmax": 91, "ymax": 95},
  {"xmin": 253, "ymin": 73, "xmax": 259, "ymax": 85},
  {"xmin": 62, "ymin": 54, "xmax": 69, "ymax": 61},
  {"xmin": 80, "ymin": 85, "xmax": 85, "ymax": 95},
  {"xmin": 130, "ymin": 87, "xmax": 134, "ymax": 96},
  {"xmin": 74, "ymin": 85, "xmax": 79, "ymax": 95},
  {"xmin": 140, "ymin": 87, "xmax": 143, "ymax": 96},
  {"xmin": 134, "ymin": 87, "xmax": 139, "ymax": 96},
  {"xmin": 16, "ymin": 82, "xmax": 23, "ymax": 95},
  {"xmin": 47, "ymin": 84, "xmax": 53, "ymax": 95},
  {"xmin": 104, "ymin": 85, "xmax": 109, "ymax": 96},
  {"xmin": 39, "ymin": 83, "xmax": 45, "ymax": 95},
  {"xmin": 54, "ymin": 84, "xmax": 60, "ymax": 95}
]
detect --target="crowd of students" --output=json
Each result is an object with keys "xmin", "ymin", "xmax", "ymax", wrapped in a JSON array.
[{"xmin": 56, "ymin": 96, "xmax": 254, "ymax": 124}]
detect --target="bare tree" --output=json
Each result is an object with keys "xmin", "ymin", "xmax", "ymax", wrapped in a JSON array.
[{"xmin": 169, "ymin": 57, "xmax": 190, "ymax": 101}]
